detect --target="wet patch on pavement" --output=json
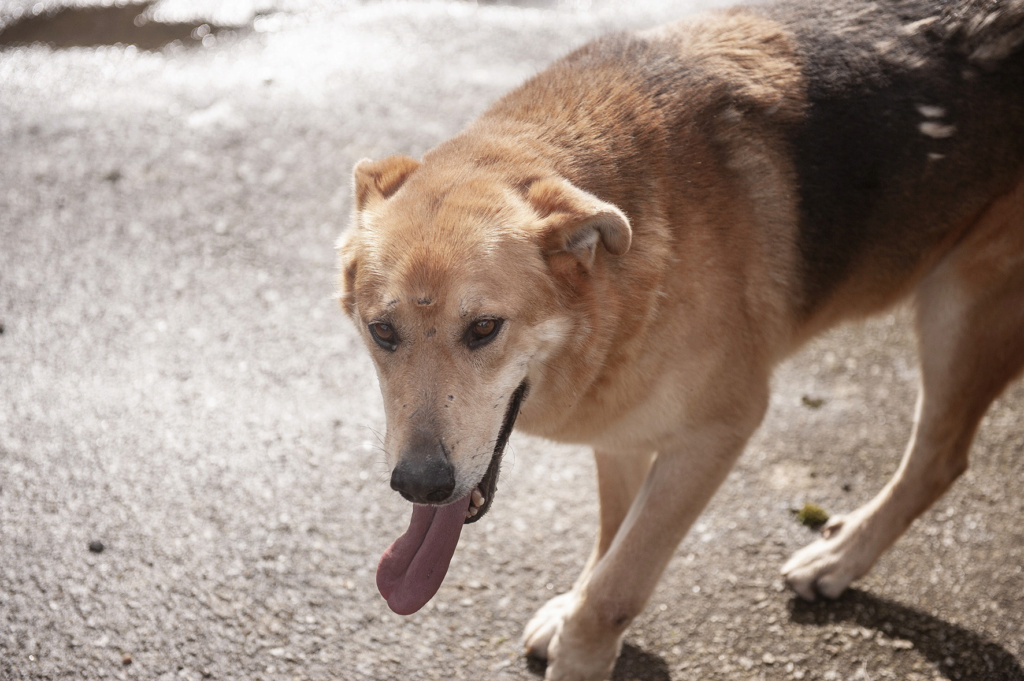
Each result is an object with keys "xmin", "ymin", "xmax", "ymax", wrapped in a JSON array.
[{"xmin": 0, "ymin": 2, "xmax": 250, "ymax": 50}]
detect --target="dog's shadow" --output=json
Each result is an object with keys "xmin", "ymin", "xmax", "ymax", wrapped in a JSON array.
[
  {"xmin": 788, "ymin": 588, "xmax": 1024, "ymax": 681},
  {"xmin": 526, "ymin": 643, "xmax": 671, "ymax": 681},
  {"xmin": 525, "ymin": 589, "xmax": 1023, "ymax": 681}
]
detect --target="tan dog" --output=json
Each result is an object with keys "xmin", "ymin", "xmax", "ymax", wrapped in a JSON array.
[{"xmin": 337, "ymin": 0, "xmax": 1024, "ymax": 678}]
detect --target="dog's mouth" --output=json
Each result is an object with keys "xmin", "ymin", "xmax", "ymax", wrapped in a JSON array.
[
  {"xmin": 375, "ymin": 380, "xmax": 528, "ymax": 615},
  {"xmin": 464, "ymin": 380, "xmax": 528, "ymax": 524}
]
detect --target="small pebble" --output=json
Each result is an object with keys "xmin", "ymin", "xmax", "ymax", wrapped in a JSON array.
[
  {"xmin": 801, "ymin": 395, "xmax": 825, "ymax": 409},
  {"xmin": 88, "ymin": 540, "xmax": 105, "ymax": 553}
]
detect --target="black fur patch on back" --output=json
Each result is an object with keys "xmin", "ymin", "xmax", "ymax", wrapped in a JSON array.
[{"xmin": 764, "ymin": 0, "xmax": 1024, "ymax": 314}]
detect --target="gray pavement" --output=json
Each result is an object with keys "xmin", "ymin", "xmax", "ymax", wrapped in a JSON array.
[{"xmin": 1, "ymin": 1, "xmax": 1022, "ymax": 680}]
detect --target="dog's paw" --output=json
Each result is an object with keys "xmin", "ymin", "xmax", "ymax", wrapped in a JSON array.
[
  {"xmin": 781, "ymin": 511, "xmax": 880, "ymax": 600},
  {"xmin": 543, "ymin": 623, "xmax": 620, "ymax": 681},
  {"xmin": 523, "ymin": 591, "xmax": 576, "ymax": 660},
  {"xmin": 524, "ymin": 592, "xmax": 620, "ymax": 680}
]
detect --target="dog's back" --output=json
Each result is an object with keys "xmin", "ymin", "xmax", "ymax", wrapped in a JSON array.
[
  {"xmin": 469, "ymin": 0, "xmax": 1024, "ymax": 327},
  {"xmin": 762, "ymin": 0, "xmax": 1024, "ymax": 317}
]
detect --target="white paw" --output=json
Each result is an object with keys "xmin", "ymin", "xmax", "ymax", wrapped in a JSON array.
[
  {"xmin": 543, "ymin": 624, "xmax": 620, "ymax": 681},
  {"xmin": 523, "ymin": 592, "xmax": 620, "ymax": 680},
  {"xmin": 523, "ymin": 591, "xmax": 576, "ymax": 660},
  {"xmin": 782, "ymin": 511, "xmax": 882, "ymax": 600}
]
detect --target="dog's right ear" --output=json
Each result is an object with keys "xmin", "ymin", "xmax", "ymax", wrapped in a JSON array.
[{"xmin": 353, "ymin": 155, "xmax": 421, "ymax": 211}]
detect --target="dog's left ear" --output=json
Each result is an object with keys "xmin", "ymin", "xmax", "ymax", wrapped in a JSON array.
[{"xmin": 527, "ymin": 177, "xmax": 631, "ymax": 269}]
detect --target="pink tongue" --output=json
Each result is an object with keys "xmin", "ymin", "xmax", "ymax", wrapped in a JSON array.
[{"xmin": 376, "ymin": 493, "xmax": 471, "ymax": 615}]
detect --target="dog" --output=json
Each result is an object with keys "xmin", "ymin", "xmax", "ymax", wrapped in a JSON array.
[{"xmin": 336, "ymin": 0, "xmax": 1024, "ymax": 677}]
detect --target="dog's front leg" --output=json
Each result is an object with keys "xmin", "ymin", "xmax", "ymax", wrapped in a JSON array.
[
  {"xmin": 524, "ymin": 450, "xmax": 654, "ymax": 661},
  {"xmin": 535, "ymin": 425, "xmax": 754, "ymax": 681}
]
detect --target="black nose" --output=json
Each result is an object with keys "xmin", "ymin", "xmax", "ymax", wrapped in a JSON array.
[{"xmin": 390, "ymin": 455, "xmax": 456, "ymax": 505}]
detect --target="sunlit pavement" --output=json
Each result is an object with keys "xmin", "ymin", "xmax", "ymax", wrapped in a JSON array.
[{"xmin": 1, "ymin": 1, "xmax": 1022, "ymax": 679}]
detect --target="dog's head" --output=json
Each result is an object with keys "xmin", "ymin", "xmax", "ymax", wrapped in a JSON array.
[
  {"xmin": 338, "ymin": 153, "xmax": 631, "ymax": 521},
  {"xmin": 338, "ymin": 151, "xmax": 631, "ymax": 614}
]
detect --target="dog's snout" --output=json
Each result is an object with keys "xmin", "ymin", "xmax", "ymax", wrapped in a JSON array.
[{"xmin": 390, "ymin": 455, "xmax": 456, "ymax": 505}]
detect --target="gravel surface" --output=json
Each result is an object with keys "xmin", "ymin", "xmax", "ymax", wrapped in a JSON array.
[{"xmin": 1, "ymin": 1, "xmax": 1022, "ymax": 679}]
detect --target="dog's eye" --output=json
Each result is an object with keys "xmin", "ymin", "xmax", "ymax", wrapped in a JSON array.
[
  {"xmin": 466, "ymin": 318, "xmax": 502, "ymax": 348},
  {"xmin": 369, "ymin": 322, "xmax": 398, "ymax": 351}
]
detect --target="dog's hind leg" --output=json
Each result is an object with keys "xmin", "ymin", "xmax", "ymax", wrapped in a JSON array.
[
  {"xmin": 783, "ymin": 178, "xmax": 1024, "ymax": 601},
  {"xmin": 523, "ymin": 450, "xmax": 653, "ymax": 661}
]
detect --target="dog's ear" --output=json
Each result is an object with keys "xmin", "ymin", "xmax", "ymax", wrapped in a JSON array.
[
  {"xmin": 353, "ymin": 155, "xmax": 421, "ymax": 210},
  {"xmin": 335, "ymin": 230, "xmax": 360, "ymax": 318},
  {"xmin": 526, "ymin": 177, "xmax": 631, "ymax": 268}
]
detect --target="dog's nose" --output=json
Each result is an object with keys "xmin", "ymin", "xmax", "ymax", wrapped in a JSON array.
[{"xmin": 390, "ymin": 456, "xmax": 456, "ymax": 505}]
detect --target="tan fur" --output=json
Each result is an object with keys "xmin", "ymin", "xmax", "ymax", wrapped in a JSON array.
[{"xmin": 338, "ymin": 5, "xmax": 1024, "ymax": 679}]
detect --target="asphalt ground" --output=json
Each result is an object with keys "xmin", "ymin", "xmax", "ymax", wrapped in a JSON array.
[{"xmin": 1, "ymin": 1, "xmax": 1022, "ymax": 680}]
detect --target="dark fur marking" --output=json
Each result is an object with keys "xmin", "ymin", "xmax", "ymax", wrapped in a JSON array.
[{"xmin": 765, "ymin": 0, "xmax": 1024, "ymax": 314}]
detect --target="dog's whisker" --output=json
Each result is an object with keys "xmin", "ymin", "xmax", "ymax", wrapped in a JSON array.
[{"xmin": 537, "ymin": 357, "xmax": 575, "ymax": 386}]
